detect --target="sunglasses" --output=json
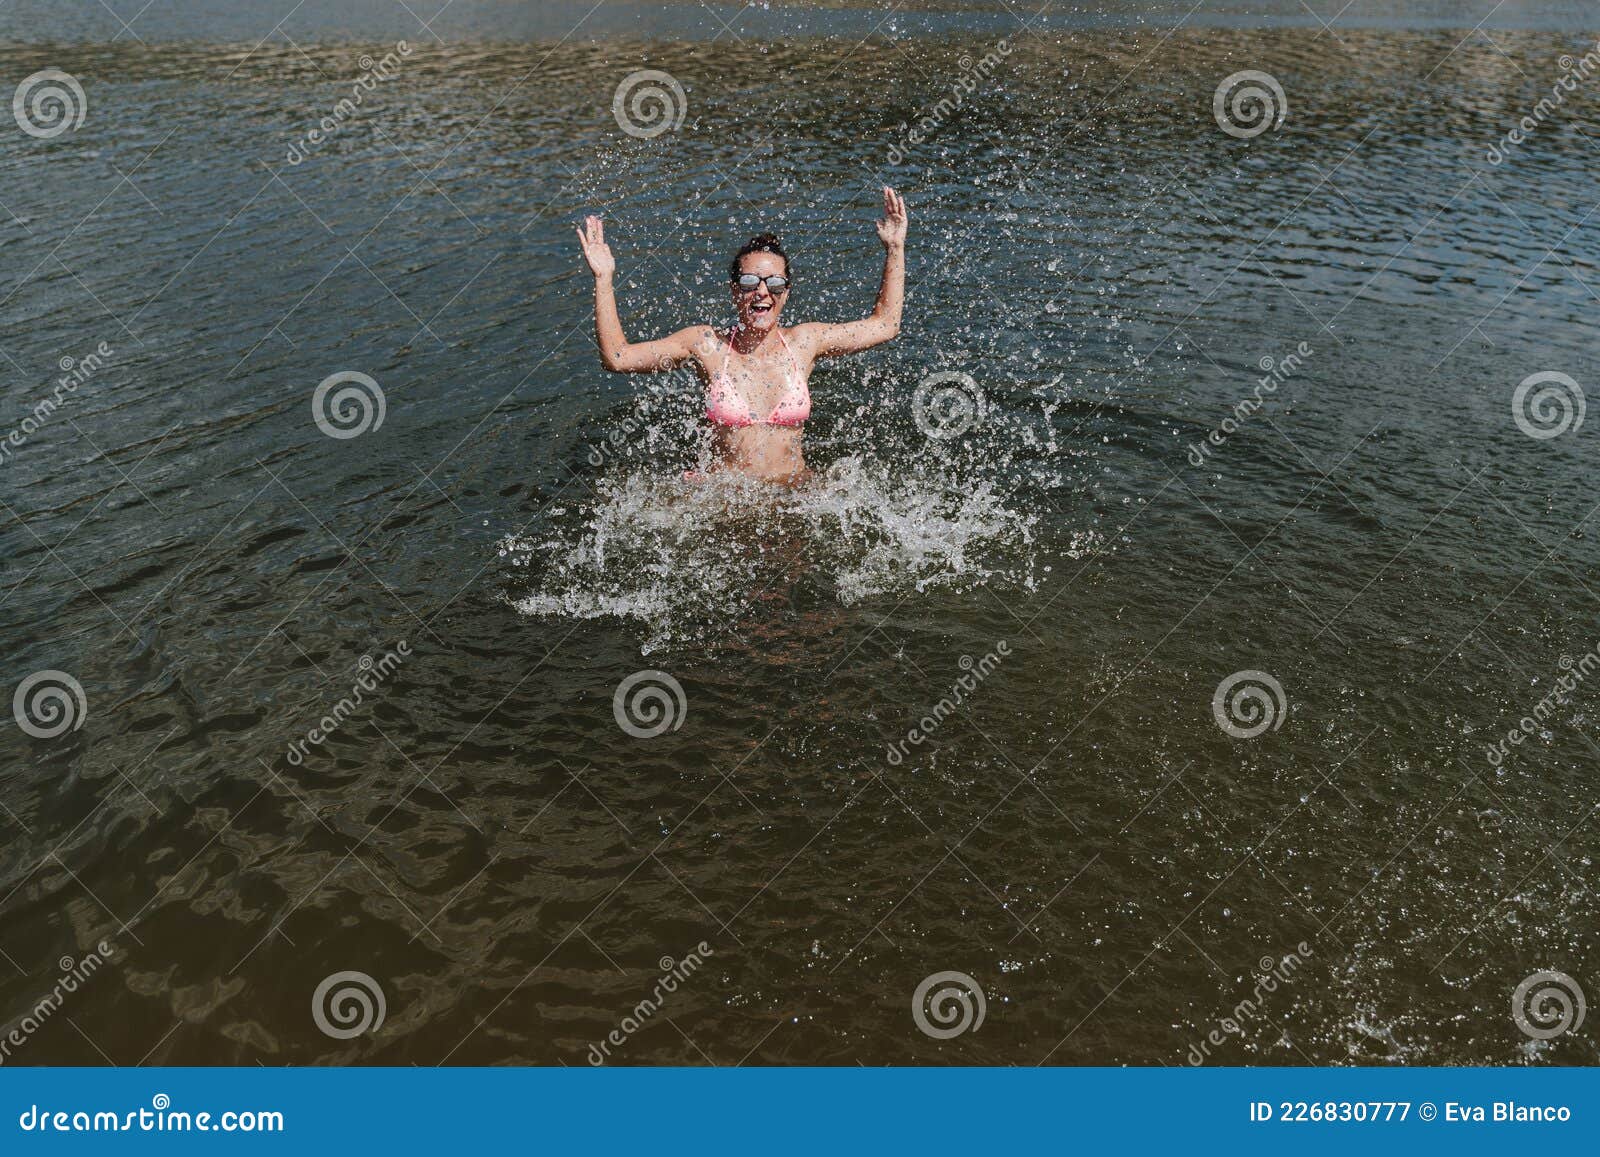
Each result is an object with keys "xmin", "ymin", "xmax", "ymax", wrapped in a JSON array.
[{"xmin": 733, "ymin": 274, "xmax": 790, "ymax": 293}]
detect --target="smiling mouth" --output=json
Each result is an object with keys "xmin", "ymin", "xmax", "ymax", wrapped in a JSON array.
[{"xmin": 750, "ymin": 301, "xmax": 773, "ymax": 315}]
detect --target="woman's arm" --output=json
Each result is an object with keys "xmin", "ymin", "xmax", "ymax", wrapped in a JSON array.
[
  {"xmin": 576, "ymin": 214, "xmax": 704, "ymax": 373},
  {"xmin": 792, "ymin": 188, "xmax": 907, "ymax": 359}
]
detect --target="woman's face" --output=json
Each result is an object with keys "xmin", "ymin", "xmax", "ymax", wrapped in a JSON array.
[{"xmin": 732, "ymin": 251, "xmax": 788, "ymax": 332}]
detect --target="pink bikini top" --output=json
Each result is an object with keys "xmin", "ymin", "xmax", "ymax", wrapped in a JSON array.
[{"xmin": 705, "ymin": 327, "xmax": 811, "ymax": 428}]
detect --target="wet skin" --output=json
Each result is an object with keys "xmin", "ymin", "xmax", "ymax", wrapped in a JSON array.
[{"xmin": 576, "ymin": 187, "xmax": 908, "ymax": 487}]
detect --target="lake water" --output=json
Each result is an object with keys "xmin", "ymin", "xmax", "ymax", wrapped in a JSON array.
[{"xmin": 2, "ymin": 0, "xmax": 1598, "ymax": 1065}]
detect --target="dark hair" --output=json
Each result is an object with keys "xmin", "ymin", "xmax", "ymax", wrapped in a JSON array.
[{"xmin": 729, "ymin": 232, "xmax": 789, "ymax": 282}]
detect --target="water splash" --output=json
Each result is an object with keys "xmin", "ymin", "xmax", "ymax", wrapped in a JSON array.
[{"xmin": 501, "ymin": 454, "xmax": 1065, "ymax": 652}]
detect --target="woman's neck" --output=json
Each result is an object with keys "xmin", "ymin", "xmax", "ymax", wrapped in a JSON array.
[{"xmin": 730, "ymin": 323, "xmax": 778, "ymax": 354}]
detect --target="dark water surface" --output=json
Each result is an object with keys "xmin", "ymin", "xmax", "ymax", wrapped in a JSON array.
[{"xmin": 2, "ymin": 1, "xmax": 1599, "ymax": 1065}]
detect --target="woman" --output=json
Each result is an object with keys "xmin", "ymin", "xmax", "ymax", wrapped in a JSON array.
[{"xmin": 575, "ymin": 187, "xmax": 908, "ymax": 486}]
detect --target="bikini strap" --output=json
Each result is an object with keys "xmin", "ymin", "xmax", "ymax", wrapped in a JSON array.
[{"xmin": 776, "ymin": 328, "xmax": 804, "ymax": 382}]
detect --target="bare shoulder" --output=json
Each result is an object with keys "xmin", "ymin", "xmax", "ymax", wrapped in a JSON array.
[
  {"xmin": 674, "ymin": 324, "xmax": 718, "ymax": 351},
  {"xmin": 679, "ymin": 325, "xmax": 722, "ymax": 370},
  {"xmin": 784, "ymin": 322, "xmax": 829, "ymax": 354},
  {"xmin": 785, "ymin": 321, "xmax": 826, "ymax": 343}
]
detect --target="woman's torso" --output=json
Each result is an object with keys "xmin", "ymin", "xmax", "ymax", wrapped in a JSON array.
[{"xmin": 694, "ymin": 326, "xmax": 814, "ymax": 484}]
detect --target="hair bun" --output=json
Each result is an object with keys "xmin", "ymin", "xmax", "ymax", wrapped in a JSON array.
[{"xmin": 729, "ymin": 232, "xmax": 791, "ymax": 281}]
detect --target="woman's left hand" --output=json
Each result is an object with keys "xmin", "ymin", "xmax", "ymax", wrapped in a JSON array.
[{"xmin": 875, "ymin": 186, "xmax": 908, "ymax": 247}]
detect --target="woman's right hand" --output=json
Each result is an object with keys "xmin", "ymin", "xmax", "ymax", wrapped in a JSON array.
[{"xmin": 576, "ymin": 215, "xmax": 616, "ymax": 279}]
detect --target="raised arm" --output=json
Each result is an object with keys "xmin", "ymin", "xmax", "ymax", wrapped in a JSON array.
[
  {"xmin": 792, "ymin": 188, "xmax": 907, "ymax": 359},
  {"xmin": 576, "ymin": 215, "xmax": 704, "ymax": 373}
]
